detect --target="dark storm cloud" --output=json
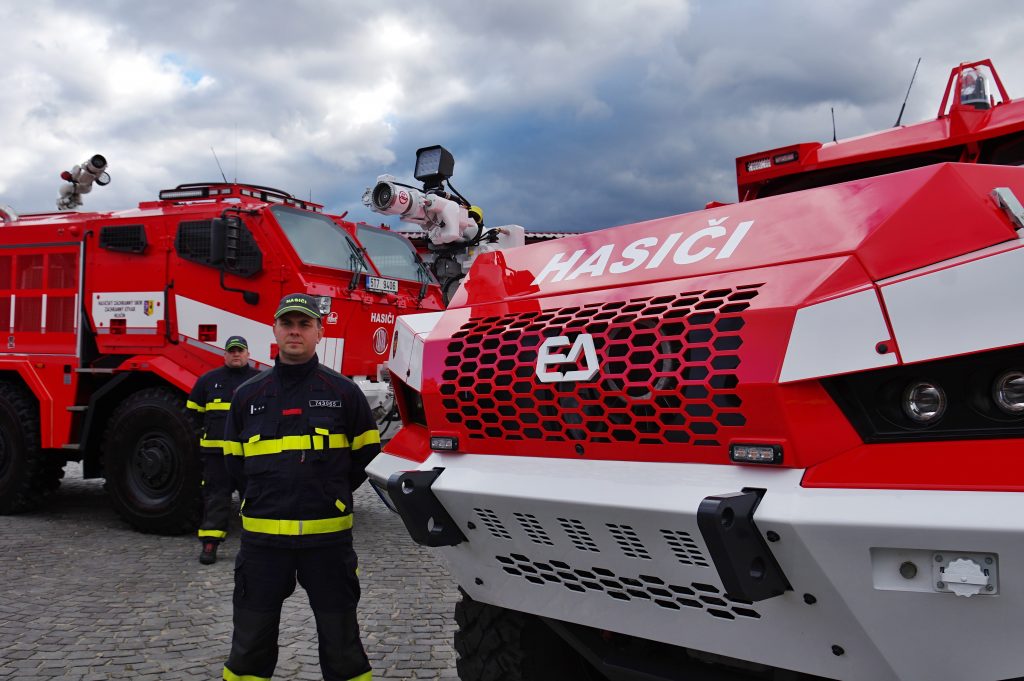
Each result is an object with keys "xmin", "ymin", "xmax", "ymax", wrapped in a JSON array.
[
  {"xmin": 387, "ymin": 0, "xmax": 1024, "ymax": 230},
  {"xmin": 2, "ymin": 0, "xmax": 1023, "ymax": 232}
]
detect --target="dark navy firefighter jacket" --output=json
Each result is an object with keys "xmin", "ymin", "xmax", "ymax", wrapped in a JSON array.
[
  {"xmin": 187, "ymin": 364, "xmax": 261, "ymax": 455},
  {"xmin": 224, "ymin": 355, "xmax": 381, "ymax": 547}
]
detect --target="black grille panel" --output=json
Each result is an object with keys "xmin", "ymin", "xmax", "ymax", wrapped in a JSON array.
[
  {"xmin": 99, "ymin": 224, "xmax": 147, "ymax": 254},
  {"xmin": 175, "ymin": 220, "xmax": 213, "ymax": 262}
]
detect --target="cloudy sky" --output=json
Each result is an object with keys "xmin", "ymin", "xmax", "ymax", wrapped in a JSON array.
[{"xmin": 2, "ymin": 1, "xmax": 1023, "ymax": 232}]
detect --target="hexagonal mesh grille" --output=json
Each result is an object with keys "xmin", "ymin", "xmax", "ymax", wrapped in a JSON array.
[
  {"xmin": 496, "ymin": 553, "xmax": 761, "ymax": 620},
  {"xmin": 439, "ymin": 285, "xmax": 760, "ymax": 446}
]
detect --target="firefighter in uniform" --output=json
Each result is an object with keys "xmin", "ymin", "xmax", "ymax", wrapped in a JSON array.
[
  {"xmin": 187, "ymin": 335, "xmax": 261, "ymax": 564},
  {"xmin": 221, "ymin": 293, "xmax": 379, "ymax": 681}
]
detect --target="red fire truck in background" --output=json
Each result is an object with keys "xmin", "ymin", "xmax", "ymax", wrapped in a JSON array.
[
  {"xmin": 0, "ymin": 170, "xmax": 444, "ymax": 534},
  {"xmin": 369, "ymin": 60, "xmax": 1024, "ymax": 680}
]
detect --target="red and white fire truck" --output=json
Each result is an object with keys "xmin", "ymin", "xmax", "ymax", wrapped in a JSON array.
[
  {"xmin": 0, "ymin": 166, "xmax": 445, "ymax": 534},
  {"xmin": 368, "ymin": 60, "xmax": 1024, "ymax": 680}
]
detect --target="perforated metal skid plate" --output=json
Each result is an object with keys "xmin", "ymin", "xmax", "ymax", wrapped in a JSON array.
[{"xmin": 367, "ymin": 452, "xmax": 1024, "ymax": 681}]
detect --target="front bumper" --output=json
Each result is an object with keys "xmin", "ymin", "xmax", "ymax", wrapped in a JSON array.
[{"xmin": 367, "ymin": 452, "xmax": 1024, "ymax": 681}]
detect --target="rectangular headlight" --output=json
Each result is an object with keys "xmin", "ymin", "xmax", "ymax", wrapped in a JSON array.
[
  {"xmin": 773, "ymin": 151, "xmax": 799, "ymax": 164},
  {"xmin": 430, "ymin": 434, "xmax": 459, "ymax": 451},
  {"xmin": 159, "ymin": 188, "xmax": 208, "ymax": 200},
  {"xmin": 745, "ymin": 158, "xmax": 772, "ymax": 172}
]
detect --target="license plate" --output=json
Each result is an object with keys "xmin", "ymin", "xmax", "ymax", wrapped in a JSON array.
[{"xmin": 366, "ymin": 276, "xmax": 399, "ymax": 294}]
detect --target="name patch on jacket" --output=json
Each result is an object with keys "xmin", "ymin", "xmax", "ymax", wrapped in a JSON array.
[{"xmin": 309, "ymin": 399, "xmax": 342, "ymax": 408}]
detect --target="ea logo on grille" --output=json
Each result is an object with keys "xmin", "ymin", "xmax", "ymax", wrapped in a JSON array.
[{"xmin": 536, "ymin": 334, "xmax": 600, "ymax": 384}]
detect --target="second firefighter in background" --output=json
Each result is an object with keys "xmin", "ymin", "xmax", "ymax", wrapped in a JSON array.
[{"xmin": 186, "ymin": 335, "xmax": 261, "ymax": 565}]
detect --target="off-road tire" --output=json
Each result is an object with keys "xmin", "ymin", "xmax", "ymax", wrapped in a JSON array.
[
  {"xmin": 0, "ymin": 381, "xmax": 64, "ymax": 513},
  {"xmin": 103, "ymin": 387, "xmax": 202, "ymax": 534},
  {"xmin": 454, "ymin": 590, "xmax": 602, "ymax": 681}
]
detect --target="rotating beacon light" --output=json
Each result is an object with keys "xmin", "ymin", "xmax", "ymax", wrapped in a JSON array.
[
  {"xmin": 57, "ymin": 154, "xmax": 111, "ymax": 210},
  {"xmin": 959, "ymin": 67, "xmax": 991, "ymax": 110}
]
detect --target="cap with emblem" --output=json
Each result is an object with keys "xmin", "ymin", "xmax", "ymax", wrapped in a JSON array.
[
  {"xmin": 274, "ymin": 293, "xmax": 322, "ymax": 320},
  {"xmin": 225, "ymin": 335, "xmax": 249, "ymax": 351}
]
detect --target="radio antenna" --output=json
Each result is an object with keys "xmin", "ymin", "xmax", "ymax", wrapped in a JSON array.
[
  {"xmin": 831, "ymin": 107, "xmax": 837, "ymax": 143},
  {"xmin": 210, "ymin": 147, "xmax": 229, "ymax": 183},
  {"xmin": 894, "ymin": 57, "xmax": 922, "ymax": 127}
]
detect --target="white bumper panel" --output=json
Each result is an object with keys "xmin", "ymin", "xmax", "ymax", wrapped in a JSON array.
[{"xmin": 367, "ymin": 452, "xmax": 1024, "ymax": 681}]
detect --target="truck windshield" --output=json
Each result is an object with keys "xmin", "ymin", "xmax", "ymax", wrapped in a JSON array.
[
  {"xmin": 271, "ymin": 205, "xmax": 359, "ymax": 271},
  {"xmin": 356, "ymin": 225, "xmax": 435, "ymax": 283}
]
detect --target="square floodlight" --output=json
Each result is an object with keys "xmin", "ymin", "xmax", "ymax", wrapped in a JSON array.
[{"xmin": 414, "ymin": 145, "xmax": 455, "ymax": 188}]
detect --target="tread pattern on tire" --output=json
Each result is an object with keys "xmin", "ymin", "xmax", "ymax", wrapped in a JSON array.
[
  {"xmin": 0, "ymin": 381, "xmax": 64, "ymax": 514},
  {"xmin": 102, "ymin": 386, "xmax": 201, "ymax": 535},
  {"xmin": 455, "ymin": 591, "xmax": 533, "ymax": 681}
]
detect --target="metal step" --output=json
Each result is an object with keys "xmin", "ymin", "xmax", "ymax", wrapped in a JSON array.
[
  {"xmin": 74, "ymin": 368, "xmax": 116, "ymax": 374},
  {"xmin": 61, "ymin": 444, "xmax": 80, "ymax": 451},
  {"xmin": 66, "ymin": 406, "xmax": 88, "ymax": 412}
]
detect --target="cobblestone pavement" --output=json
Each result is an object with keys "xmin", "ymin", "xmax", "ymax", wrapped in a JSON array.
[{"xmin": 0, "ymin": 464, "xmax": 461, "ymax": 680}]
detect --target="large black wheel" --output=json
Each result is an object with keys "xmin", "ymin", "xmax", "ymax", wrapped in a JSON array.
[
  {"xmin": 102, "ymin": 387, "xmax": 202, "ymax": 534},
  {"xmin": 454, "ymin": 591, "xmax": 603, "ymax": 681},
  {"xmin": 0, "ymin": 381, "xmax": 64, "ymax": 513}
]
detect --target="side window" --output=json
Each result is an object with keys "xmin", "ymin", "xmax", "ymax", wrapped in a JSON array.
[
  {"xmin": 0, "ymin": 250, "xmax": 77, "ymax": 337},
  {"xmin": 175, "ymin": 219, "xmax": 263, "ymax": 277},
  {"xmin": 99, "ymin": 224, "xmax": 147, "ymax": 253},
  {"xmin": 14, "ymin": 254, "xmax": 43, "ymax": 331},
  {"xmin": 0, "ymin": 255, "xmax": 11, "ymax": 331},
  {"xmin": 175, "ymin": 220, "xmax": 214, "ymax": 264}
]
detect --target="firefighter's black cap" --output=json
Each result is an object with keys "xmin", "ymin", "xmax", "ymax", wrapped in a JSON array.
[
  {"xmin": 274, "ymin": 293, "xmax": 321, "ymax": 320},
  {"xmin": 225, "ymin": 336, "xmax": 248, "ymax": 351}
]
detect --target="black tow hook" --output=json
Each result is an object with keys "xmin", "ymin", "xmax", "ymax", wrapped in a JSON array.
[
  {"xmin": 386, "ymin": 468, "xmax": 467, "ymax": 547},
  {"xmin": 697, "ymin": 488, "xmax": 790, "ymax": 602}
]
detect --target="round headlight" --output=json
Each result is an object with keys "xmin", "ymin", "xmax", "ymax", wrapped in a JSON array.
[
  {"xmin": 993, "ymin": 371, "xmax": 1024, "ymax": 415},
  {"xmin": 902, "ymin": 381, "xmax": 946, "ymax": 423}
]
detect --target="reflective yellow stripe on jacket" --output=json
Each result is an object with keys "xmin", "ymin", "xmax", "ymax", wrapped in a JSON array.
[
  {"xmin": 352, "ymin": 429, "xmax": 381, "ymax": 451},
  {"xmin": 199, "ymin": 438, "xmax": 232, "ymax": 450},
  {"xmin": 223, "ymin": 440, "xmax": 244, "ymax": 456},
  {"xmin": 242, "ymin": 429, "xmax": 380, "ymax": 457},
  {"xmin": 188, "ymin": 399, "xmax": 231, "ymax": 412},
  {"xmin": 242, "ymin": 515, "xmax": 353, "ymax": 535},
  {"xmin": 243, "ymin": 434, "xmax": 314, "ymax": 456}
]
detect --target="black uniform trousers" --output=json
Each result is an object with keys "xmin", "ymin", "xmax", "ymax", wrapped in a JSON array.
[
  {"xmin": 198, "ymin": 453, "xmax": 245, "ymax": 543},
  {"xmin": 225, "ymin": 539, "xmax": 371, "ymax": 681}
]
